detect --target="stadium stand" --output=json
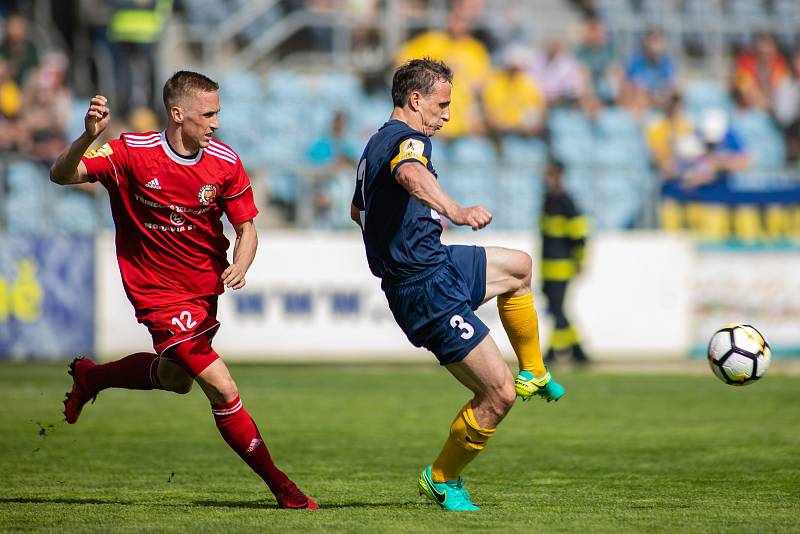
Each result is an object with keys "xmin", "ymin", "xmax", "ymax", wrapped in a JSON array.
[{"xmin": 1, "ymin": 1, "xmax": 799, "ymax": 235}]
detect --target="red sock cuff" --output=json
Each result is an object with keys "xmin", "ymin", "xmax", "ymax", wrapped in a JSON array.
[{"xmin": 211, "ymin": 396, "xmax": 243, "ymax": 417}]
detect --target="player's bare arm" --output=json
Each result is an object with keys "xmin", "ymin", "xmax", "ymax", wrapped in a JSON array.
[
  {"xmin": 395, "ymin": 161, "xmax": 492, "ymax": 230},
  {"xmin": 221, "ymin": 219, "xmax": 257, "ymax": 290},
  {"xmin": 50, "ymin": 95, "xmax": 111, "ymax": 185}
]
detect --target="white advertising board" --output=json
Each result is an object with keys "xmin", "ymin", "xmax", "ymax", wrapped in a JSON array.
[
  {"xmin": 96, "ymin": 230, "xmax": 692, "ymax": 361},
  {"xmin": 692, "ymin": 248, "xmax": 800, "ymax": 354}
]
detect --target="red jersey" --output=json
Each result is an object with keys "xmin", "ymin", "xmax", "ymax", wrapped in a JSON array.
[{"xmin": 81, "ymin": 131, "xmax": 259, "ymax": 311}]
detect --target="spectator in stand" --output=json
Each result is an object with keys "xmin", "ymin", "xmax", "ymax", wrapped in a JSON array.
[
  {"xmin": 733, "ymin": 32, "xmax": 789, "ymax": 113},
  {"xmin": 306, "ymin": 110, "xmax": 359, "ymax": 228},
  {"xmin": 18, "ymin": 53, "xmax": 72, "ymax": 166},
  {"xmin": 773, "ymin": 46, "xmax": 800, "ymax": 163},
  {"xmin": 671, "ymin": 109, "xmax": 750, "ymax": 191},
  {"xmin": 395, "ymin": 9, "xmax": 491, "ymax": 94},
  {"xmin": 0, "ymin": 57, "xmax": 22, "ymax": 151},
  {"xmin": 482, "ymin": 45, "xmax": 546, "ymax": 138},
  {"xmin": 574, "ymin": 15, "xmax": 620, "ymax": 105},
  {"xmin": 527, "ymin": 36, "xmax": 588, "ymax": 107},
  {"xmin": 0, "ymin": 12, "xmax": 39, "ymax": 87},
  {"xmin": 621, "ymin": 29, "xmax": 678, "ymax": 114},
  {"xmin": 645, "ymin": 93, "xmax": 694, "ymax": 180},
  {"xmin": 395, "ymin": 7, "xmax": 490, "ymax": 139}
]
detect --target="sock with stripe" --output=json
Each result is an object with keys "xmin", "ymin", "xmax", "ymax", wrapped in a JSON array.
[
  {"xmin": 84, "ymin": 352, "xmax": 162, "ymax": 394},
  {"xmin": 497, "ymin": 291, "xmax": 547, "ymax": 377},
  {"xmin": 211, "ymin": 396, "xmax": 291, "ymax": 495},
  {"xmin": 431, "ymin": 401, "xmax": 496, "ymax": 482}
]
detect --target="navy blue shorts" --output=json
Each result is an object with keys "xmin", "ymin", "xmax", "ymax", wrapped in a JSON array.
[{"xmin": 382, "ymin": 245, "xmax": 490, "ymax": 365}]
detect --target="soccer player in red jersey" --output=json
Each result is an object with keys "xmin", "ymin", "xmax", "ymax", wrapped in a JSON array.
[{"xmin": 49, "ymin": 71, "xmax": 317, "ymax": 510}]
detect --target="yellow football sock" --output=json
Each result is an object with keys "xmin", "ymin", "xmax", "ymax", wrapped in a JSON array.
[
  {"xmin": 497, "ymin": 291, "xmax": 547, "ymax": 377},
  {"xmin": 431, "ymin": 402, "xmax": 496, "ymax": 483}
]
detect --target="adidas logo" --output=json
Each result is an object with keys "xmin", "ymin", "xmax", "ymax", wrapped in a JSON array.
[
  {"xmin": 246, "ymin": 438, "xmax": 262, "ymax": 454},
  {"xmin": 145, "ymin": 178, "xmax": 161, "ymax": 189}
]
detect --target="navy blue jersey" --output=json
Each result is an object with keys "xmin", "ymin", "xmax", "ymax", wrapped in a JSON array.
[{"xmin": 353, "ymin": 120, "xmax": 447, "ymax": 281}]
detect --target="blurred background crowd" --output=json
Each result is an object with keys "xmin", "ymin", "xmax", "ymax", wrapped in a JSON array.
[{"xmin": 1, "ymin": 0, "xmax": 799, "ymax": 237}]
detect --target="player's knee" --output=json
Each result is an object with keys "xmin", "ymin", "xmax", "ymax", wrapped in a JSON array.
[
  {"xmin": 515, "ymin": 251, "xmax": 533, "ymax": 289},
  {"xmin": 484, "ymin": 384, "xmax": 515, "ymax": 420},
  {"xmin": 169, "ymin": 378, "xmax": 193, "ymax": 395},
  {"xmin": 210, "ymin": 377, "xmax": 239, "ymax": 403},
  {"xmin": 497, "ymin": 382, "xmax": 517, "ymax": 414}
]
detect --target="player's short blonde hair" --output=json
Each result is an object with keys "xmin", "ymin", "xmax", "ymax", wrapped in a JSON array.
[{"xmin": 163, "ymin": 70, "xmax": 219, "ymax": 109}]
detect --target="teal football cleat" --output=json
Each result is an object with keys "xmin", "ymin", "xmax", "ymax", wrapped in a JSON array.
[
  {"xmin": 515, "ymin": 370, "xmax": 565, "ymax": 402},
  {"xmin": 418, "ymin": 466, "xmax": 480, "ymax": 511}
]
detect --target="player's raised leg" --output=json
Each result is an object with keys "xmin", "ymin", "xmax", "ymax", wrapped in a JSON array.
[
  {"xmin": 418, "ymin": 335, "xmax": 515, "ymax": 511},
  {"xmin": 484, "ymin": 247, "xmax": 564, "ymax": 402},
  {"xmin": 191, "ymin": 341, "xmax": 318, "ymax": 510},
  {"xmin": 64, "ymin": 352, "xmax": 168, "ymax": 424}
]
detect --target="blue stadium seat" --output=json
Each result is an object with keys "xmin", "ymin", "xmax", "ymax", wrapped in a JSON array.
[
  {"xmin": 55, "ymin": 192, "xmax": 98, "ymax": 236},
  {"xmin": 553, "ymin": 135, "xmax": 595, "ymax": 165},
  {"xmin": 449, "ymin": 137, "xmax": 497, "ymax": 165},
  {"xmin": 494, "ymin": 166, "xmax": 542, "ymax": 230},
  {"xmin": 430, "ymin": 137, "xmax": 450, "ymax": 166},
  {"xmin": 68, "ymin": 98, "xmax": 88, "ymax": 141},
  {"xmin": 264, "ymin": 70, "xmax": 310, "ymax": 103},
  {"xmin": 220, "ymin": 71, "xmax": 265, "ymax": 105},
  {"xmin": 596, "ymin": 107, "xmax": 640, "ymax": 141},
  {"xmin": 315, "ymin": 73, "xmax": 363, "ymax": 111},
  {"xmin": 437, "ymin": 164, "xmax": 495, "ymax": 216},
  {"xmin": 684, "ymin": 80, "xmax": 732, "ymax": 118},
  {"xmin": 549, "ymin": 109, "xmax": 593, "ymax": 138},
  {"xmin": 5, "ymin": 194, "xmax": 47, "ymax": 235},
  {"xmin": 500, "ymin": 136, "xmax": 547, "ymax": 167}
]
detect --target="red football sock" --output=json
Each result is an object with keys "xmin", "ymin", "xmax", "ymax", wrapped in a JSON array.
[
  {"xmin": 212, "ymin": 396, "xmax": 290, "ymax": 495},
  {"xmin": 85, "ymin": 352, "xmax": 162, "ymax": 394}
]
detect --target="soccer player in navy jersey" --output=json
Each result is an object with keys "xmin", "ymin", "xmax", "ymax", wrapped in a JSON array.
[
  {"xmin": 50, "ymin": 71, "xmax": 317, "ymax": 509},
  {"xmin": 351, "ymin": 58, "xmax": 565, "ymax": 511}
]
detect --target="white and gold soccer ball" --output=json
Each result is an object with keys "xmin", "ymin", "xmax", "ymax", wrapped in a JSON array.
[{"xmin": 707, "ymin": 324, "xmax": 771, "ymax": 386}]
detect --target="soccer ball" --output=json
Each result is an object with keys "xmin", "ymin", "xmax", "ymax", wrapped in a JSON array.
[{"xmin": 707, "ymin": 324, "xmax": 771, "ymax": 386}]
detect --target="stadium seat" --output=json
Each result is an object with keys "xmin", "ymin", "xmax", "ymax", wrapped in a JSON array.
[
  {"xmin": 6, "ymin": 161, "xmax": 48, "ymax": 196},
  {"xmin": 55, "ymin": 192, "xmax": 98, "ymax": 236},
  {"xmin": 549, "ymin": 109, "xmax": 593, "ymax": 138},
  {"xmin": 500, "ymin": 136, "xmax": 547, "ymax": 167},
  {"xmin": 220, "ymin": 71, "xmax": 265, "ymax": 105},
  {"xmin": 494, "ymin": 166, "xmax": 542, "ymax": 230},
  {"xmin": 4, "ymin": 193, "xmax": 48, "ymax": 235},
  {"xmin": 438, "ymin": 164, "xmax": 495, "ymax": 216},
  {"xmin": 264, "ymin": 69, "xmax": 311, "ymax": 103},
  {"xmin": 449, "ymin": 137, "xmax": 498, "ymax": 165},
  {"xmin": 596, "ymin": 107, "xmax": 640, "ymax": 141},
  {"xmin": 684, "ymin": 80, "xmax": 732, "ymax": 118}
]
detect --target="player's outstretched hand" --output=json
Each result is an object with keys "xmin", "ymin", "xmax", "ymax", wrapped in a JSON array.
[
  {"xmin": 221, "ymin": 264, "xmax": 247, "ymax": 290},
  {"xmin": 451, "ymin": 205, "xmax": 492, "ymax": 231},
  {"xmin": 85, "ymin": 95, "xmax": 111, "ymax": 139}
]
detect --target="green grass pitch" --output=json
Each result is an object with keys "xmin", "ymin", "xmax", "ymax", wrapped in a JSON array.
[{"xmin": 1, "ymin": 362, "xmax": 799, "ymax": 533}]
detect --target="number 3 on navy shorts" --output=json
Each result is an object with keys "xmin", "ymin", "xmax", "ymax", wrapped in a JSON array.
[{"xmin": 449, "ymin": 314, "xmax": 474, "ymax": 340}]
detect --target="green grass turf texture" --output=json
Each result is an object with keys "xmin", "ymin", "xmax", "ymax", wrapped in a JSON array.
[{"xmin": 1, "ymin": 362, "xmax": 798, "ymax": 533}]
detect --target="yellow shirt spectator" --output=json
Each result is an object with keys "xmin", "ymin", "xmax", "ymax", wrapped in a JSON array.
[
  {"xmin": 646, "ymin": 106, "xmax": 693, "ymax": 177},
  {"xmin": 395, "ymin": 14, "xmax": 491, "ymax": 92},
  {"xmin": 483, "ymin": 68, "xmax": 546, "ymax": 134}
]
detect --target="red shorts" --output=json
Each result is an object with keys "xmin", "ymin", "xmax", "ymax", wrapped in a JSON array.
[{"xmin": 136, "ymin": 296, "xmax": 221, "ymax": 376}]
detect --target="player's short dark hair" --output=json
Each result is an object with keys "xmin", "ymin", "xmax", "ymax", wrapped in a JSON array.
[
  {"xmin": 391, "ymin": 58, "xmax": 454, "ymax": 108},
  {"xmin": 163, "ymin": 70, "xmax": 219, "ymax": 109}
]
